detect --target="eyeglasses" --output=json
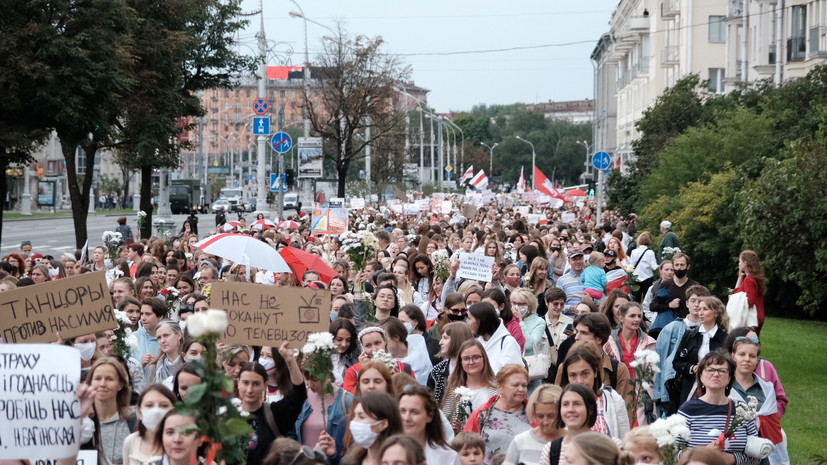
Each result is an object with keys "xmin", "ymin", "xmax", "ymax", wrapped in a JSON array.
[
  {"xmin": 461, "ymin": 354, "xmax": 483, "ymax": 363},
  {"xmin": 705, "ymin": 368, "xmax": 730, "ymax": 376},
  {"xmin": 287, "ymin": 445, "xmax": 326, "ymax": 465},
  {"xmin": 735, "ymin": 336, "xmax": 759, "ymax": 344}
]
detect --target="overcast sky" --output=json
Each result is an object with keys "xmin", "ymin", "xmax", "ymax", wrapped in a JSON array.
[{"xmin": 240, "ymin": 0, "xmax": 619, "ymax": 113}]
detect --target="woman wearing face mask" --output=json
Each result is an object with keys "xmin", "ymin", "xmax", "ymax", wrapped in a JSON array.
[
  {"xmin": 428, "ymin": 293, "xmax": 467, "ymax": 340},
  {"xmin": 399, "ymin": 385, "xmax": 460, "ymax": 465},
  {"xmin": 642, "ymin": 260, "xmax": 674, "ymax": 330},
  {"xmin": 428, "ymin": 322, "xmax": 475, "ymax": 405},
  {"xmin": 510, "ymin": 288, "xmax": 546, "ymax": 393},
  {"xmin": 258, "ymin": 345, "xmax": 294, "ymax": 403},
  {"xmin": 85, "ymin": 357, "xmax": 135, "ymax": 465},
  {"xmin": 504, "ymin": 384, "xmax": 564, "ymax": 465},
  {"xmin": 238, "ymin": 345, "xmax": 307, "ymax": 465},
  {"xmin": 73, "ymin": 333, "xmax": 103, "ymax": 379},
  {"xmin": 153, "ymin": 411, "xmax": 203, "ymax": 465},
  {"xmin": 501, "ymin": 264, "xmax": 523, "ymax": 295},
  {"xmin": 122, "ymin": 384, "xmax": 176, "ymax": 465},
  {"xmin": 481, "ymin": 288, "xmax": 525, "ymax": 353},
  {"xmin": 538, "ymin": 384, "xmax": 598, "ymax": 465},
  {"xmin": 342, "ymin": 326, "xmax": 415, "ymax": 394},
  {"xmin": 146, "ymin": 320, "xmax": 183, "ymax": 386},
  {"xmin": 548, "ymin": 238, "xmax": 567, "ymax": 283},
  {"xmin": 328, "ymin": 393, "xmax": 404, "ymax": 465},
  {"xmin": 330, "ymin": 318, "xmax": 360, "ymax": 387},
  {"xmin": 398, "ymin": 305, "xmax": 441, "ymax": 366},
  {"xmin": 379, "ymin": 317, "xmax": 433, "ymax": 386}
]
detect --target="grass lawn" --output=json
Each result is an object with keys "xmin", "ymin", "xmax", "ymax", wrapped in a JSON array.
[{"xmin": 761, "ymin": 317, "xmax": 827, "ymax": 464}]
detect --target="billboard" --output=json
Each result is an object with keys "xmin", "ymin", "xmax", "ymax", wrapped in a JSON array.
[{"xmin": 298, "ymin": 137, "xmax": 323, "ymax": 178}]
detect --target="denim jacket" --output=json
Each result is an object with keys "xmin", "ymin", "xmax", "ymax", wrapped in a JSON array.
[{"xmin": 289, "ymin": 387, "xmax": 353, "ymax": 447}]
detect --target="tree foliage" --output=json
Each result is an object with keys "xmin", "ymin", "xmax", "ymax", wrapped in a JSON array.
[{"xmin": 305, "ymin": 24, "xmax": 411, "ymax": 197}]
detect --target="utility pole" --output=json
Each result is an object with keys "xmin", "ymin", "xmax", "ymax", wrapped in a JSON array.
[
  {"xmin": 437, "ymin": 117, "xmax": 444, "ymax": 190},
  {"xmin": 255, "ymin": 3, "xmax": 269, "ymax": 216}
]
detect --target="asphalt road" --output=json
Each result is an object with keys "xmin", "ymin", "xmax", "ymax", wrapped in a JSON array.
[{"xmin": 0, "ymin": 208, "xmax": 299, "ymax": 257}]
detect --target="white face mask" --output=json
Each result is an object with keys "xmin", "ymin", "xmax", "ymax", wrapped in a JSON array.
[
  {"xmin": 584, "ymin": 253, "xmax": 591, "ymax": 263},
  {"xmin": 514, "ymin": 305, "xmax": 528, "ymax": 317},
  {"xmin": 403, "ymin": 322, "xmax": 414, "ymax": 334},
  {"xmin": 349, "ymin": 420, "xmax": 381, "ymax": 449},
  {"xmin": 140, "ymin": 407, "xmax": 168, "ymax": 431},
  {"xmin": 259, "ymin": 358, "xmax": 276, "ymax": 374},
  {"xmin": 75, "ymin": 342, "xmax": 96, "ymax": 361}
]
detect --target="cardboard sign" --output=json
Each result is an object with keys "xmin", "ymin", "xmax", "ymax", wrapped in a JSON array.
[
  {"xmin": 211, "ymin": 282, "xmax": 331, "ymax": 348},
  {"xmin": 0, "ymin": 272, "xmax": 116, "ymax": 343},
  {"xmin": 0, "ymin": 344, "xmax": 81, "ymax": 460},
  {"xmin": 457, "ymin": 252, "xmax": 495, "ymax": 282},
  {"xmin": 350, "ymin": 198, "xmax": 365, "ymax": 209},
  {"xmin": 394, "ymin": 187, "xmax": 409, "ymax": 203},
  {"xmin": 561, "ymin": 212, "xmax": 576, "ymax": 223}
]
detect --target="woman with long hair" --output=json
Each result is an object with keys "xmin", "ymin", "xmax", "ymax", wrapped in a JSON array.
[
  {"xmin": 538, "ymin": 384, "xmax": 598, "ymax": 465},
  {"xmin": 600, "ymin": 289, "xmax": 631, "ymax": 329},
  {"xmin": 258, "ymin": 345, "xmax": 294, "ymax": 402},
  {"xmin": 330, "ymin": 318, "xmax": 361, "ymax": 387},
  {"xmin": 525, "ymin": 257, "xmax": 551, "ymax": 318},
  {"xmin": 734, "ymin": 250, "xmax": 768, "ymax": 336},
  {"xmin": 563, "ymin": 432, "xmax": 636, "ymax": 465},
  {"xmin": 322, "ymin": 393, "xmax": 403, "ymax": 465},
  {"xmin": 399, "ymin": 385, "xmax": 460, "ymax": 465},
  {"xmin": 468, "ymin": 301, "xmax": 523, "ymax": 373},
  {"xmin": 153, "ymin": 411, "xmax": 203, "ymax": 465},
  {"xmin": 481, "ymin": 288, "xmax": 525, "ymax": 352},
  {"xmin": 4, "ymin": 253, "xmax": 26, "ymax": 277},
  {"xmin": 428, "ymin": 293, "xmax": 466, "ymax": 340},
  {"xmin": 607, "ymin": 237, "xmax": 629, "ymax": 267},
  {"xmin": 410, "ymin": 254, "xmax": 434, "ymax": 297},
  {"xmin": 673, "ymin": 296, "xmax": 729, "ymax": 407},
  {"xmin": 428, "ymin": 322, "xmax": 475, "ymax": 405},
  {"xmin": 86, "ymin": 357, "xmax": 135, "ymax": 465},
  {"xmin": 441, "ymin": 340, "xmax": 497, "ymax": 430},
  {"xmin": 121, "ymin": 384, "xmax": 176, "ymax": 465},
  {"xmin": 146, "ymin": 320, "xmax": 183, "ymax": 384}
]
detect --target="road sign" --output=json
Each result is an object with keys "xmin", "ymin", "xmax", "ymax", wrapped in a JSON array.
[
  {"xmin": 445, "ymin": 165, "xmax": 453, "ymax": 172},
  {"xmin": 270, "ymin": 173, "xmax": 287, "ymax": 192},
  {"xmin": 592, "ymin": 151, "xmax": 611, "ymax": 171},
  {"xmin": 270, "ymin": 132, "xmax": 292, "ymax": 153},
  {"xmin": 253, "ymin": 117, "xmax": 270, "ymax": 135},
  {"xmin": 253, "ymin": 98, "xmax": 270, "ymax": 115},
  {"xmin": 446, "ymin": 172, "xmax": 452, "ymax": 180}
]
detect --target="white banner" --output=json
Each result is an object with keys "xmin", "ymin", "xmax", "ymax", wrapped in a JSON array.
[
  {"xmin": 0, "ymin": 344, "xmax": 82, "ymax": 460},
  {"xmin": 457, "ymin": 252, "xmax": 495, "ymax": 282},
  {"xmin": 561, "ymin": 212, "xmax": 576, "ymax": 223},
  {"xmin": 350, "ymin": 198, "xmax": 365, "ymax": 209}
]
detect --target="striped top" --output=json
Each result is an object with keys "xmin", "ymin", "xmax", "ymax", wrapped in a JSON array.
[
  {"xmin": 677, "ymin": 399, "xmax": 760, "ymax": 465},
  {"xmin": 556, "ymin": 270, "xmax": 584, "ymax": 316}
]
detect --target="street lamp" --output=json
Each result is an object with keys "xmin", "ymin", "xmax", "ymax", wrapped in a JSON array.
[
  {"xmin": 442, "ymin": 118, "xmax": 464, "ymax": 173},
  {"xmin": 480, "ymin": 142, "xmax": 498, "ymax": 175},
  {"xmin": 515, "ymin": 136, "xmax": 536, "ymax": 190},
  {"xmin": 576, "ymin": 140, "xmax": 592, "ymax": 180}
]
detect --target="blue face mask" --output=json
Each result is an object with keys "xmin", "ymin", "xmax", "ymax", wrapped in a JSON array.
[{"xmin": 330, "ymin": 312, "xmax": 339, "ymax": 321}]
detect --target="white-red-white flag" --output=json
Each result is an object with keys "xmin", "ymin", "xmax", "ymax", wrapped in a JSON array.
[
  {"xmin": 470, "ymin": 169, "xmax": 488, "ymax": 189},
  {"xmin": 534, "ymin": 166, "xmax": 568, "ymax": 202},
  {"xmin": 460, "ymin": 165, "xmax": 474, "ymax": 184},
  {"xmin": 517, "ymin": 166, "xmax": 526, "ymax": 193}
]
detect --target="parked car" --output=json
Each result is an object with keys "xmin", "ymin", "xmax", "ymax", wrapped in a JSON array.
[{"xmin": 212, "ymin": 198, "xmax": 230, "ymax": 213}]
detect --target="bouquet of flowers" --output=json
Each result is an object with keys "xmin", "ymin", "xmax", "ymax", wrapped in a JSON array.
[
  {"xmin": 371, "ymin": 350, "xmax": 398, "ymax": 373},
  {"xmin": 648, "ymin": 414, "xmax": 691, "ymax": 465},
  {"xmin": 712, "ymin": 396, "xmax": 759, "ymax": 449},
  {"xmin": 101, "ymin": 231, "xmax": 123, "ymax": 264},
  {"xmin": 453, "ymin": 386, "xmax": 474, "ymax": 425},
  {"xmin": 137, "ymin": 210, "xmax": 147, "ymax": 232},
  {"xmin": 406, "ymin": 233, "xmax": 418, "ymax": 246},
  {"xmin": 159, "ymin": 287, "xmax": 180, "ymax": 317},
  {"xmin": 431, "ymin": 249, "xmax": 451, "ymax": 281},
  {"xmin": 112, "ymin": 310, "xmax": 139, "ymax": 360},
  {"xmin": 178, "ymin": 309, "xmax": 253, "ymax": 465},
  {"xmin": 628, "ymin": 349, "xmax": 660, "ymax": 426},
  {"xmin": 301, "ymin": 332, "xmax": 337, "ymax": 426},
  {"xmin": 662, "ymin": 247, "xmax": 681, "ymax": 261},
  {"xmin": 623, "ymin": 264, "xmax": 641, "ymax": 292},
  {"xmin": 340, "ymin": 230, "xmax": 379, "ymax": 271}
]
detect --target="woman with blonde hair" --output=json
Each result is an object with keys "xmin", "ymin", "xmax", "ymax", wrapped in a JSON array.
[
  {"xmin": 428, "ymin": 322, "xmax": 475, "ymax": 405},
  {"xmin": 525, "ymin": 257, "xmax": 551, "ymax": 318},
  {"xmin": 564, "ymin": 432, "xmax": 636, "ymax": 465},
  {"xmin": 441, "ymin": 340, "xmax": 497, "ymax": 429},
  {"xmin": 504, "ymin": 384, "xmax": 564, "ymax": 465},
  {"xmin": 509, "ymin": 287, "xmax": 546, "ymax": 392},
  {"xmin": 85, "ymin": 357, "xmax": 135, "ymax": 465},
  {"xmin": 146, "ymin": 320, "xmax": 184, "ymax": 384}
]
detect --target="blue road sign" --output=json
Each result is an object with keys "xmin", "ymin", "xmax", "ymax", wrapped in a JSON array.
[
  {"xmin": 270, "ymin": 173, "xmax": 287, "ymax": 192},
  {"xmin": 253, "ymin": 98, "xmax": 270, "ymax": 115},
  {"xmin": 270, "ymin": 132, "xmax": 292, "ymax": 153},
  {"xmin": 253, "ymin": 117, "xmax": 270, "ymax": 135},
  {"xmin": 592, "ymin": 151, "xmax": 611, "ymax": 171}
]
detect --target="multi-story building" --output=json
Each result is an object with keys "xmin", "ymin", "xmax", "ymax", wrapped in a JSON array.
[
  {"xmin": 591, "ymin": 0, "xmax": 729, "ymax": 172},
  {"xmin": 525, "ymin": 99, "xmax": 595, "ymax": 123}
]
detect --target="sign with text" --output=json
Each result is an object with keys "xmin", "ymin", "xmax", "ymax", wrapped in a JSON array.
[
  {"xmin": 211, "ymin": 282, "xmax": 331, "ymax": 348},
  {"xmin": 561, "ymin": 212, "xmax": 576, "ymax": 223},
  {"xmin": 417, "ymin": 199, "xmax": 430, "ymax": 211},
  {"xmin": 0, "ymin": 344, "xmax": 81, "ymax": 460},
  {"xmin": 0, "ymin": 272, "xmax": 116, "ymax": 343},
  {"xmin": 403, "ymin": 203, "xmax": 419, "ymax": 215},
  {"xmin": 350, "ymin": 198, "xmax": 365, "ymax": 209},
  {"xmin": 457, "ymin": 252, "xmax": 495, "ymax": 282},
  {"xmin": 514, "ymin": 206, "xmax": 529, "ymax": 216}
]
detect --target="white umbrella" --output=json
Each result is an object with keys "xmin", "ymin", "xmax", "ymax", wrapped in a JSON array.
[
  {"xmin": 251, "ymin": 219, "xmax": 277, "ymax": 230},
  {"xmin": 194, "ymin": 233, "xmax": 290, "ymax": 273}
]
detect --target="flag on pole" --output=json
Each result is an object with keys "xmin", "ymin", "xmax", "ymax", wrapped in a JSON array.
[
  {"xmin": 460, "ymin": 165, "xmax": 474, "ymax": 184},
  {"xmin": 470, "ymin": 169, "xmax": 488, "ymax": 189},
  {"xmin": 517, "ymin": 166, "xmax": 526, "ymax": 193},
  {"xmin": 534, "ymin": 166, "xmax": 568, "ymax": 202}
]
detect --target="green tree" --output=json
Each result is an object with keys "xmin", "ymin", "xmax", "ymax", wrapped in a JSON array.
[
  {"xmin": 305, "ymin": 25, "xmax": 411, "ymax": 197},
  {"xmin": 737, "ymin": 110, "xmax": 827, "ymax": 316}
]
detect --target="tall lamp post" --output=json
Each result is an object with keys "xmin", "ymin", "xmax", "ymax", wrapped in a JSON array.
[
  {"xmin": 443, "ymin": 118, "xmax": 464, "ymax": 173},
  {"xmin": 480, "ymin": 142, "xmax": 497, "ymax": 175},
  {"xmin": 576, "ymin": 140, "xmax": 592, "ymax": 181},
  {"xmin": 515, "ymin": 136, "xmax": 536, "ymax": 190}
]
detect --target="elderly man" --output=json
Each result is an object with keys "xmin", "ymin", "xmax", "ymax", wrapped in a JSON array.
[
  {"xmin": 658, "ymin": 220, "xmax": 680, "ymax": 262},
  {"xmin": 555, "ymin": 248, "xmax": 586, "ymax": 317}
]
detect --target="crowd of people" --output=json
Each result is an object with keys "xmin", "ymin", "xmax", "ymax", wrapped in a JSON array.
[{"xmin": 0, "ymin": 196, "xmax": 788, "ymax": 465}]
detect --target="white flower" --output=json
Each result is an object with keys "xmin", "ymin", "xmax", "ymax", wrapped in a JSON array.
[
  {"xmin": 625, "ymin": 265, "xmax": 636, "ymax": 273},
  {"xmin": 301, "ymin": 343, "xmax": 317, "ymax": 355},
  {"xmin": 125, "ymin": 327, "xmax": 132, "ymax": 336},
  {"xmin": 187, "ymin": 313, "xmax": 208, "ymax": 337},
  {"xmin": 630, "ymin": 360, "xmax": 639, "ymax": 368},
  {"xmin": 138, "ymin": 211, "xmax": 147, "ymax": 218},
  {"xmin": 371, "ymin": 350, "xmax": 398, "ymax": 372},
  {"xmin": 217, "ymin": 406, "xmax": 228, "ymax": 415},
  {"xmin": 113, "ymin": 268, "xmax": 124, "ymax": 278},
  {"xmin": 115, "ymin": 310, "xmax": 132, "ymax": 326},
  {"xmin": 206, "ymin": 309, "xmax": 229, "ymax": 333},
  {"xmin": 193, "ymin": 272, "xmax": 201, "ymax": 280},
  {"xmin": 306, "ymin": 332, "xmax": 335, "ymax": 351},
  {"xmin": 453, "ymin": 386, "xmax": 473, "ymax": 402},
  {"xmin": 126, "ymin": 335, "xmax": 139, "ymax": 350},
  {"xmin": 185, "ymin": 253, "xmax": 193, "ymax": 259}
]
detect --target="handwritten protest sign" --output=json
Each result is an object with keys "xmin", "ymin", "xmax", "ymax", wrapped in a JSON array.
[
  {"xmin": 457, "ymin": 252, "xmax": 495, "ymax": 282},
  {"xmin": 515, "ymin": 206, "xmax": 529, "ymax": 216},
  {"xmin": 350, "ymin": 198, "xmax": 365, "ymax": 209},
  {"xmin": 526, "ymin": 214, "xmax": 542, "ymax": 225},
  {"xmin": 403, "ymin": 203, "xmax": 419, "ymax": 215},
  {"xmin": 561, "ymin": 212, "xmax": 576, "ymax": 223},
  {"xmin": 0, "ymin": 344, "xmax": 81, "ymax": 460},
  {"xmin": 77, "ymin": 451, "xmax": 97, "ymax": 465},
  {"xmin": 417, "ymin": 199, "xmax": 430, "ymax": 211},
  {"xmin": 0, "ymin": 272, "xmax": 116, "ymax": 343},
  {"xmin": 211, "ymin": 282, "xmax": 330, "ymax": 348}
]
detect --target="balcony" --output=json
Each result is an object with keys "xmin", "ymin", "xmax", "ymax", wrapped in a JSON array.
[
  {"xmin": 809, "ymin": 27, "xmax": 827, "ymax": 56},
  {"xmin": 662, "ymin": 0, "xmax": 680, "ymax": 18},
  {"xmin": 628, "ymin": 16, "xmax": 650, "ymax": 31},
  {"xmin": 661, "ymin": 45, "xmax": 680, "ymax": 66},
  {"xmin": 787, "ymin": 37, "xmax": 806, "ymax": 62}
]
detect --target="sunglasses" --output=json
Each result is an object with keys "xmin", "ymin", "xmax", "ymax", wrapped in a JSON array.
[
  {"xmin": 735, "ymin": 336, "xmax": 759, "ymax": 344},
  {"xmin": 287, "ymin": 446, "xmax": 326, "ymax": 465}
]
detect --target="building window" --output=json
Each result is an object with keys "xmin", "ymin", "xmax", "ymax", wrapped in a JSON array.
[
  {"xmin": 280, "ymin": 90, "xmax": 286, "ymax": 98},
  {"xmin": 708, "ymin": 68, "xmax": 725, "ymax": 93},
  {"xmin": 709, "ymin": 16, "xmax": 726, "ymax": 43},
  {"xmin": 76, "ymin": 147, "xmax": 86, "ymax": 174}
]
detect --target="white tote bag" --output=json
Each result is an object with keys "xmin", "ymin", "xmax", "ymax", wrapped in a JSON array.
[{"xmin": 727, "ymin": 291, "xmax": 758, "ymax": 330}]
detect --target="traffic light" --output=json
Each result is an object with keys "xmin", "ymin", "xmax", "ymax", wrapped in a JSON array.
[
  {"xmin": 587, "ymin": 178, "xmax": 596, "ymax": 196},
  {"xmin": 285, "ymin": 169, "xmax": 295, "ymax": 188}
]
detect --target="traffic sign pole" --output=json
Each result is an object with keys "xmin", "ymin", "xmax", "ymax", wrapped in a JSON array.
[{"xmin": 591, "ymin": 152, "xmax": 611, "ymax": 224}]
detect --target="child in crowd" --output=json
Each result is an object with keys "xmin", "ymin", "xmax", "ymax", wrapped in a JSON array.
[
  {"xmin": 452, "ymin": 431, "xmax": 486, "ymax": 465},
  {"xmin": 622, "ymin": 426, "xmax": 663, "ymax": 464},
  {"xmin": 581, "ymin": 251, "xmax": 608, "ymax": 300}
]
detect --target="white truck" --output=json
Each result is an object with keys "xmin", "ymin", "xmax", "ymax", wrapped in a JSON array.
[{"xmin": 219, "ymin": 187, "xmax": 249, "ymax": 212}]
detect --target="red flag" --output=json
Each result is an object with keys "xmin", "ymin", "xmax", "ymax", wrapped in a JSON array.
[
  {"xmin": 534, "ymin": 166, "xmax": 569, "ymax": 202},
  {"xmin": 460, "ymin": 165, "xmax": 474, "ymax": 184}
]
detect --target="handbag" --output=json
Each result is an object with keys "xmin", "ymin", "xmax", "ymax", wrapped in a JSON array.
[
  {"xmin": 726, "ymin": 291, "xmax": 758, "ymax": 330},
  {"xmin": 525, "ymin": 331, "xmax": 552, "ymax": 380}
]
